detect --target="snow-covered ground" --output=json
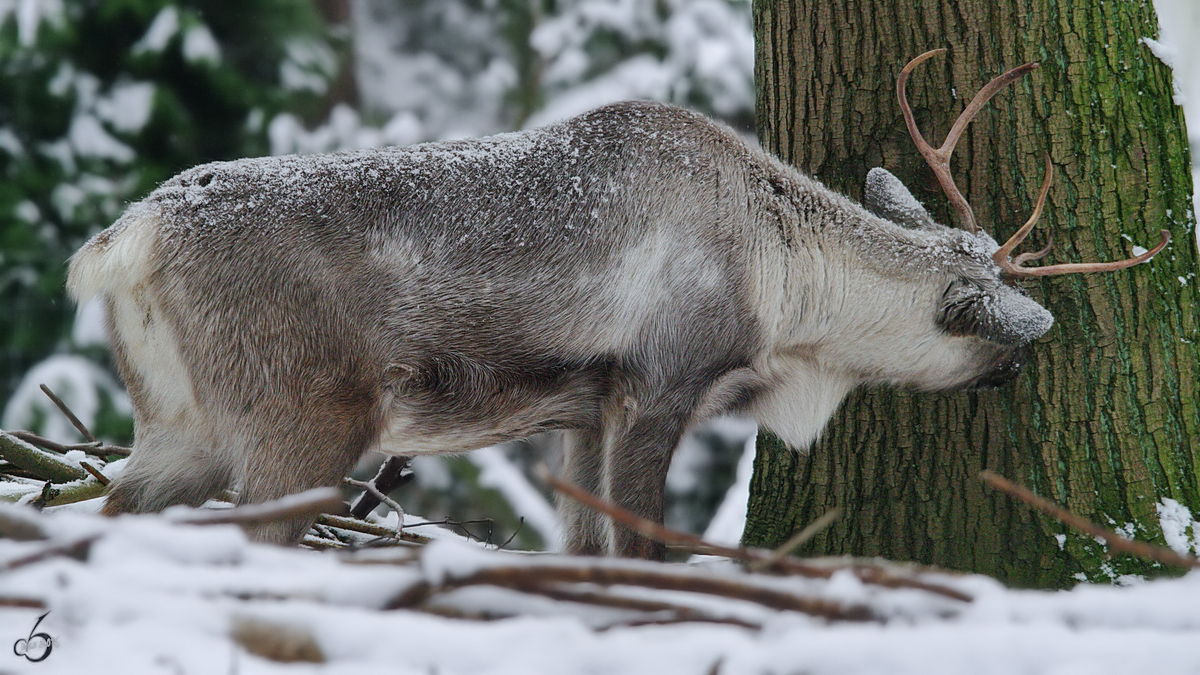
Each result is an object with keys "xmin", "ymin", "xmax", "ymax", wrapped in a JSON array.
[{"xmin": 2, "ymin": 502, "xmax": 1199, "ymax": 675}]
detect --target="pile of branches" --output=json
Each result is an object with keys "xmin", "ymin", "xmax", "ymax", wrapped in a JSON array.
[
  {"xmin": 0, "ymin": 385, "xmax": 128, "ymax": 508},
  {"xmin": 3, "ymin": 384, "xmax": 1198, "ymax": 634}
]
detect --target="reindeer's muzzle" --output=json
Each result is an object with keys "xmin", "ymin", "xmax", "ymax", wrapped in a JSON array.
[{"xmin": 969, "ymin": 345, "xmax": 1028, "ymax": 389}]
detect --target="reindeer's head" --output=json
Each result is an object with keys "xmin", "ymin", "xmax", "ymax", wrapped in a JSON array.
[{"xmin": 806, "ymin": 49, "xmax": 1169, "ymax": 394}]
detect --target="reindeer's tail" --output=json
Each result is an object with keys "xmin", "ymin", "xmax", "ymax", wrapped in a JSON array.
[{"xmin": 67, "ymin": 203, "xmax": 163, "ymax": 307}]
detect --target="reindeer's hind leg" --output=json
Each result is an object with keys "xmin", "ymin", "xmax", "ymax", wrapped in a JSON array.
[
  {"xmin": 101, "ymin": 422, "xmax": 234, "ymax": 515},
  {"xmin": 233, "ymin": 402, "xmax": 379, "ymax": 545}
]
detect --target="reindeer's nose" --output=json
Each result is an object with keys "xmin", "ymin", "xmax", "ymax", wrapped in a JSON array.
[{"xmin": 986, "ymin": 285, "xmax": 1054, "ymax": 346}]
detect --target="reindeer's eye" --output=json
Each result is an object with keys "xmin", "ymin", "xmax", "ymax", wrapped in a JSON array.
[
  {"xmin": 936, "ymin": 279, "xmax": 984, "ymax": 338},
  {"xmin": 937, "ymin": 278, "xmax": 1054, "ymax": 346}
]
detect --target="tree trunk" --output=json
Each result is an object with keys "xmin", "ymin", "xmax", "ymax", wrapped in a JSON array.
[{"xmin": 745, "ymin": 0, "xmax": 1200, "ymax": 588}]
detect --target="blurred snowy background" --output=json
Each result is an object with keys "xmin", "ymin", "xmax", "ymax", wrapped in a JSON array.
[{"xmin": 0, "ymin": 0, "xmax": 1196, "ymax": 551}]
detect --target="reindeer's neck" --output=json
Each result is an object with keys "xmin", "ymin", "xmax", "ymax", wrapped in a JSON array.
[{"xmin": 747, "ymin": 353, "xmax": 857, "ymax": 451}]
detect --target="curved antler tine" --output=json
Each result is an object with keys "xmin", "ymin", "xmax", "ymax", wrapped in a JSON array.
[
  {"xmin": 897, "ymin": 48, "xmax": 947, "ymax": 160},
  {"xmin": 993, "ymin": 155, "xmax": 1053, "ymax": 268},
  {"xmin": 1012, "ymin": 233, "xmax": 1053, "ymax": 265},
  {"xmin": 897, "ymin": 49, "xmax": 979, "ymax": 233},
  {"xmin": 898, "ymin": 51, "xmax": 1043, "ymax": 235},
  {"xmin": 941, "ymin": 62, "xmax": 1040, "ymax": 157},
  {"xmin": 999, "ymin": 229, "xmax": 1171, "ymax": 277}
]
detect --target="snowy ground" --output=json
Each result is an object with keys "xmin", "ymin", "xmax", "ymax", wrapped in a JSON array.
[{"xmin": 2, "ymin": 500, "xmax": 1199, "ymax": 675}]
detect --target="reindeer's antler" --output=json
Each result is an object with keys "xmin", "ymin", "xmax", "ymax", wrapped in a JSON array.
[{"xmin": 898, "ymin": 48, "xmax": 1170, "ymax": 277}]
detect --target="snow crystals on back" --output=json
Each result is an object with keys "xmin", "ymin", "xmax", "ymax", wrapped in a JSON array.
[{"xmin": 153, "ymin": 122, "xmax": 572, "ymax": 228}]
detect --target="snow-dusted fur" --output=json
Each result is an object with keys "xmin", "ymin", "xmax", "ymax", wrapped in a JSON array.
[{"xmin": 68, "ymin": 101, "xmax": 1052, "ymax": 556}]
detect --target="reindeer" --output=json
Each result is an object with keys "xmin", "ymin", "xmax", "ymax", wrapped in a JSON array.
[{"xmin": 68, "ymin": 49, "xmax": 1168, "ymax": 557}]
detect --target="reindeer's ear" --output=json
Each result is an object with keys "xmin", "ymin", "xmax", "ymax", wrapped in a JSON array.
[{"xmin": 864, "ymin": 168, "xmax": 935, "ymax": 229}]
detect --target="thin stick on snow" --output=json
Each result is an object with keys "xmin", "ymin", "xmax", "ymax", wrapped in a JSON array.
[
  {"xmin": 317, "ymin": 513, "xmax": 433, "ymax": 545},
  {"xmin": 980, "ymin": 470, "xmax": 1200, "ymax": 569},
  {"xmin": 4, "ymin": 535, "xmax": 96, "ymax": 571},
  {"xmin": 79, "ymin": 461, "xmax": 110, "ymax": 486},
  {"xmin": 173, "ymin": 487, "xmax": 348, "ymax": 527},
  {"xmin": 527, "ymin": 584, "xmax": 763, "ymax": 631},
  {"xmin": 537, "ymin": 464, "xmax": 972, "ymax": 602},
  {"xmin": 387, "ymin": 563, "xmax": 878, "ymax": 622},
  {"xmin": 39, "ymin": 384, "xmax": 96, "ymax": 443},
  {"xmin": 751, "ymin": 508, "xmax": 841, "ymax": 572},
  {"xmin": 0, "ymin": 596, "xmax": 46, "ymax": 609},
  {"xmin": 344, "ymin": 476, "xmax": 406, "ymax": 532}
]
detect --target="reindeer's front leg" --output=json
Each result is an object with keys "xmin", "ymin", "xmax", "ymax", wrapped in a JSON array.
[
  {"xmin": 558, "ymin": 427, "xmax": 608, "ymax": 555},
  {"xmin": 601, "ymin": 402, "xmax": 689, "ymax": 560}
]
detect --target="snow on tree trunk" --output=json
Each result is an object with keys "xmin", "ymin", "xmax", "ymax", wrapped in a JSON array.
[{"xmin": 744, "ymin": 0, "xmax": 1200, "ymax": 588}]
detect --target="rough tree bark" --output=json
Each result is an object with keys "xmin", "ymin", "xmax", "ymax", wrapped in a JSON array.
[{"xmin": 744, "ymin": 0, "xmax": 1200, "ymax": 587}]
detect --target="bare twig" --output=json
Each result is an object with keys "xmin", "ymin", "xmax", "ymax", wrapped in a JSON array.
[
  {"xmin": 9, "ymin": 430, "xmax": 130, "ymax": 458},
  {"xmin": 980, "ymin": 470, "xmax": 1200, "ymax": 569},
  {"xmin": 0, "ymin": 596, "xmax": 47, "ymax": 609},
  {"xmin": 520, "ymin": 583, "xmax": 762, "ymax": 630},
  {"xmin": 498, "ymin": 517, "xmax": 525, "ymax": 549},
  {"xmin": 4, "ymin": 535, "xmax": 97, "ymax": 571},
  {"xmin": 536, "ymin": 464, "xmax": 971, "ymax": 602},
  {"xmin": 39, "ymin": 384, "xmax": 96, "ymax": 443},
  {"xmin": 387, "ymin": 563, "xmax": 878, "ymax": 622},
  {"xmin": 344, "ymin": 476, "xmax": 406, "ymax": 530},
  {"xmin": 349, "ymin": 455, "xmax": 413, "ymax": 519},
  {"xmin": 405, "ymin": 517, "xmax": 497, "ymax": 544},
  {"xmin": 595, "ymin": 615, "xmax": 760, "ymax": 632},
  {"xmin": 79, "ymin": 461, "xmax": 110, "ymax": 486},
  {"xmin": 750, "ymin": 508, "xmax": 841, "ymax": 572},
  {"xmin": 302, "ymin": 535, "xmax": 348, "ymax": 551},
  {"xmin": 173, "ymin": 488, "xmax": 347, "ymax": 527},
  {"xmin": 315, "ymin": 513, "xmax": 432, "ymax": 547}
]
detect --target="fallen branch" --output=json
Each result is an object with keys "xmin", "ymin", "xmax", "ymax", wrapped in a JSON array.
[
  {"xmin": 387, "ymin": 562, "xmax": 877, "ymax": 622},
  {"xmin": 9, "ymin": 430, "xmax": 130, "ymax": 458},
  {"xmin": 79, "ymin": 461, "xmax": 110, "ymax": 486},
  {"xmin": 980, "ymin": 470, "xmax": 1200, "ymax": 570},
  {"xmin": 6, "ymin": 489, "xmax": 351, "ymax": 570},
  {"xmin": 518, "ymin": 583, "xmax": 763, "ymax": 630},
  {"xmin": 36, "ymin": 477, "xmax": 108, "ymax": 508},
  {"xmin": 536, "ymin": 464, "xmax": 971, "ymax": 602},
  {"xmin": 0, "ymin": 431, "xmax": 86, "ymax": 483},
  {"xmin": 3, "ymin": 534, "xmax": 96, "ymax": 571},
  {"xmin": 173, "ymin": 488, "xmax": 347, "ymax": 527},
  {"xmin": 0, "ymin": 596, "xmax": 46, "ymax": 609},
  {"xmin": 316, "ymin": 513, "xmax": 432, "ymax": 546}
]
